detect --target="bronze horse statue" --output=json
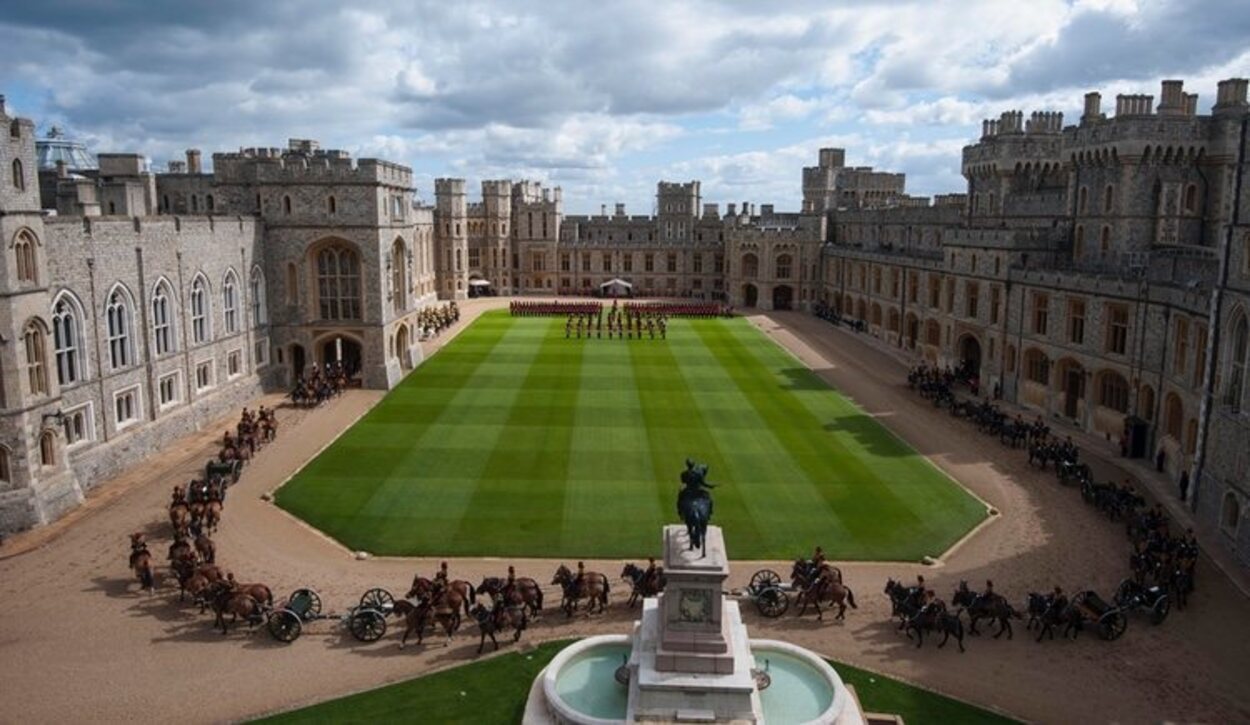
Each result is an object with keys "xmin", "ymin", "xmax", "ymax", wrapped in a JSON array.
[{"xmin": 677, "ymin": 459, "xmax": 714, "ymax": 557}]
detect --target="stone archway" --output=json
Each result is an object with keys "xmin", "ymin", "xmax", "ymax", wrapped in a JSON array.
[
  {"xmin": 957, "ymin": 334, "xmax": 982, "ymax": 378},
  {"xmin": 772, "ymin": 285, "xmax": 793, "ymax": 310},
  {"xmin": 318, "ymin": 334, "xmax": 364, "ymax": 382},
  {"xmin": 742, "ymin": 283, "xmax": 759, "ymax": 308},
  {"xmin": 395, "ymin": 324, "xmax": 412, "ymax": 371},
  {"xmin": 291, "ymin": 343, "xmax": 307, "ymax": 381},
  {"xmin": 1056, "ymin": 358, "xmax": 1086, "ymax": 420}
]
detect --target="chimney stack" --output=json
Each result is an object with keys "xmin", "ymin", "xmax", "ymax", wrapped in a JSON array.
[
  {"xmin": 726, "ymin": 203, "xmax": 736, "ymax": 216},
  {"xmin": 1214, "ymin": 78, "xmax": 1249, "ymax": 114},
  {"xmin": 186, "ymin": 149, "xmax": 202, "ymax": 174},
  {"xmin": 1158, "ymin": 80, "xmax": 1184, "ymax": 115},
  {"xmin": 614, "ymin": 203, "xmax": 626, "ymax": 216},
  {"xmin": 1082, "ymin": 92, "xmax": 1102, "ymax": 123},
  {"xmin": 0, "ymin": 94, "xmax": 6, "ymax": 115},
  {"xmin": 600, "ymin": 203, "xmax": 607, "ymax": 217}
]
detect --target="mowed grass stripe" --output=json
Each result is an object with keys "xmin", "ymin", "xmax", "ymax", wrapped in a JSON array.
[
  {"xmin": 275, "ymin": 315, "xmax": 517, "ymax": 546},
  {"xmin": 722, "ymin": 322, "xmax": 986, "ymax": 555},
  {"xmin": 450, "ymin": 319, "xmax": 586, "ymax": 555},
  {"xmin": 561, "ymin": 334, "xmax": 663, "ymax": 556},
  {"xmin": 629, "ymin": 323, "xmax": 769, "ymax": 556}
]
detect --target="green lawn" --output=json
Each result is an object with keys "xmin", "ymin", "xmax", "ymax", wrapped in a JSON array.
[
  {"xmin": 276, "ymin": 311, "xmax": 985, "ymax": 560},
  {"xmin": 253, "ymin": 639, "xmax": 1019, "ymax": 725}
]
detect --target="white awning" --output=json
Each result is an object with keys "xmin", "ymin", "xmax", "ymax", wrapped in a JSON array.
[
  {"xmin": 468, "ymin": 279, "xmax": 492, "ymax": 287},
  {"xmin": 600, "ymin": 278, "xmax": 633, "ymax": 288}
]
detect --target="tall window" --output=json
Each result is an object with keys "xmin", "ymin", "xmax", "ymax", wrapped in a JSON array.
[
  {"xmin": 965, "ymin": 281, "xmax": 979, "ymax": 319},
  {"xmin": 1098, "ymin": 371, "xmax": 1130, "ymax": 413},
  {"xmin": 1227, "ymin": 314, "xmax": 1247, "ymax": 412},
  {"xmin": 1164, "ymin": 394, "xmax": 1183, "ymax": 440},
  {"xmin": 1173, "ymin": 317, "xmax": 1190, "ymax": 376},
  {"xmin": 52, "ymin": 294, "xmax": 83, "ymax": 385},
  {"xmin": 327, "ymin": 196, "xmax": 337, "ymax": 215},
  {"xmin": 741, "ymin": 254, "xmax": 758, "ymax": 278},
  {"xmin": 14, "ymin": 230, "xmax": 37, "ymax": 283},
  {"xmin": 190, "ymin": 276, "xmax": 210, "ymax": 343},
  {"xmin": 106, "ymin": 287, "xmax": 132, "ymax": 369},
  {"xmin": 0, "ymin": 446, "xmax": 10, "ymax": 484},
  {"xmin": 151, "ymin": 281, "xmax": 174, "ymax": 355},
  {"xmin": 283, "ymin": 195, "xmax": 292, "ymax": 215},
  {"xmin": 39, "ymin": 431, "xmax": 55, "ymax": 467},
  {"xmin": 776, "ymin": 254, "xmax": 792, "ymax": 280},
  {"xmin": 250, "ymin": 267, "xmax": 266, "ymax": 326},
  {"xmin": 1024, "ymin": 349, "xmax": 1050, "ymax": 385},
  {"xmin": 316, "ymin": 245, "xmax": 361, "ymax": 320},
  {"xmin": 990, "ymin": 286, "xmax": 1001, "ymax": 324},
  {"xmin": 24, "ymin": 321, "xmax": 48, "ymax": 396},
  {"xmin": 391, "ymin": 239, "xmax": 407, "ymax": 313},
  {"xmin": 1068, "ymin": 299, "xmax": 1086, "ymax": 344},
  {"xmin": 223, "ymin": 271, "xmax": 238, "ymax": 334},
  {"xmin": 1193, "ymin": 325, "xmax": 1208, "ymax": 388},
  {"xmin": 1032, "ymin": 293, "xmax": 1049, "ymax": 335},
  {"xmin": 1107, "ymin": 304, "xmax": 1129, "ymax": 354},
  {"xmin": 11, "ymin": 158, "xmax": 23, "ymax": 190}
]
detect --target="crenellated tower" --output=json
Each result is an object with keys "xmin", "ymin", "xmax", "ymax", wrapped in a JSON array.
[{"xmin": 434, "ymin": 178, "xmax": 468, "ymax": 299}]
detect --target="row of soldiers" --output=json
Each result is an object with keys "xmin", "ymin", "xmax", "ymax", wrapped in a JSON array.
[
  {"xmin": 565, "ymin": 309, "xmax": 667, "ymax": 340},
  {"xmin": 417, "ymin": 302, "xmax": 459, "ymax": 339}
]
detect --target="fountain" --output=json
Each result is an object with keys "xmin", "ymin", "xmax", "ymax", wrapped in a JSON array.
[{"xmin": 523, "ymin": 524, "xmax": 865, "ymax": 724}]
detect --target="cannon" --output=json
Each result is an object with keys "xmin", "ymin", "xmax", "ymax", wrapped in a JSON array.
[{"xmin": 266, "ymin": 587, "xmax": 396, "ymax": 643}]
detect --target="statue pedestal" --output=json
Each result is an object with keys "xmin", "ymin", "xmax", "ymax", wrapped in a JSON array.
[{"xmin": 627, "ymin": 525, "xmax": 761, "ymax": 722}]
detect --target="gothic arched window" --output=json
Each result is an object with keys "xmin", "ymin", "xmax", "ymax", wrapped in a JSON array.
[{"xmin": 316, "ymin": 245, "xmax": 362, "ymax": 320}]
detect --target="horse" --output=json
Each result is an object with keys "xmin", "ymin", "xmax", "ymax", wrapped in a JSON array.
[
  {"xmin": 468, "ymin": 603, "xmax": 527, "ymax": 654},
  {"xmin": 409, "ymin": 576, "xmax": 475, "ymax": 618},
  {"xmin": 169, "ymin": 498, "xmax": 191, "ymax": 535},
  {"xmin": 477, "ymin": 576, "xmax": 543, "ymax": 618},
  {"xmin": 209, "ymin": 583, "xmax": 263, "ymax": 635},
  {"xmin": 551, "ymin": 564, "xmax": 609, "ymax": 617},
  {"xmin": 904, "ymin": 602, "xmax": 966, "ymax": 652},
  {"xmin": 204, "ymin": 500, "xmax": 223, "ymax": 534},
  {"xmin": 394, "ymin": 598, "xmax": 457, "ymax": 648},
  {"xmin": 884, "ymin": 578, "xmax": 924, "ymax": 627},
  {"xmin": 128, "ymin": 533, "xmax": 155, "ymax": 594},
  {"xmin": 168, "ymin": 535, "xmax": 195, "ymax": 565},
  {"xmin": 169, "ymin": 551, "xmax": 200, "ymax": 602},
  {"xmin": 194, "ymin": 532, "xmax": 216, "ymax": 564},
  {"xmin": 1025, "ymin": 592, "xmax": 1076, "ymax": 642},
  {"xmin": 621, "ymin": 563, "xmax": 665, "ymax": 608},
  {"xmin": 227, "ymin": 576, "xmax": 274, "ymax": 608},
  {"xmin": 677, "ymin": 465, "xmax": 713, "ymax": 557},
  {"xmin": 951, "ymin": 581, "xmax": 1019, "ymax": 639},
  {"xmin": 790, "ymin": 561, "xmax": 856, "ymax": 621}
]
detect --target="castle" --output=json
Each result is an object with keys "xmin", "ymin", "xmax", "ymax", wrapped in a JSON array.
[{"xmin": 0, "ymin": 78, "xmax": 1246, "ymax": 571}]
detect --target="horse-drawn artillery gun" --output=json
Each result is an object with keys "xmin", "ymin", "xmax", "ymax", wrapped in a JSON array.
[
  {"xmin": 1067, "ymin": 590, "xmax": 1129, "ymax": 641},
  {"xmin": 266, "ymin": 587, "xmax": 396, "ymax": 643},
  {"xmin": 1114, "ymin": 578, "xmax": 1171, "ymax": 625},
  {"xmin": 205, "ymin": 458, "xmax": 243, "ymax": 486},
  {"xmin": 739, "ymin": 568, "xmax": 791, "ymax": 618}
]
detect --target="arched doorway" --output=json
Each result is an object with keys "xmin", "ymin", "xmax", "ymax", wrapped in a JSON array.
[
  {"xmin": 320, "ymin": 335, "xmax": 363, "ymax": 381},
  {"xmin": 905, "ymin": 313, "xmax": 919, "ymax": 349},
  {"xmin": 772, "ymin": 285, "xmax": 793, "ymax": 310},
  {"xmin": 1057, "ymin": 358, "xmax": 1085, "ymax": 419},
  {"xmin": 291, "ymin": 343, "xmax": 306, "ymax": 381},
  {"xmin": 958, "ymin": 334, "xmax": 982, "ymax": 378},
  {"xmin": 742, "ymin": 283, "xmax": 759, "ymax": 308},
  {"xmin": 395, "ymin": 324, "xmax": 411, "ymax": 371}
]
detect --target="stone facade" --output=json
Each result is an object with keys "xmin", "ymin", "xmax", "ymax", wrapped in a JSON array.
[{"xmin": 819, "ymin": 78, "xmax": 1250, "ymax": 566}]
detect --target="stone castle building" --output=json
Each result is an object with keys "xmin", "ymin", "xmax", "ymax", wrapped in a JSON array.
[
  {"xmin": 818, "ymin": 78, "xmax": 1250, "ymax": 566},
  {"xmin": 1, "ymin": 77, "xmax": 1247, "ymax": 570}
]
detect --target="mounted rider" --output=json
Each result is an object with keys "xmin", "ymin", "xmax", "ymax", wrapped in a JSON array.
[
  {"xmin": 973, "ymin": 579, "xmax": 995, "ymax": 608},
  {"xmin": 433, "ymin": 561, "xmax": 449, "ymax": 597}
]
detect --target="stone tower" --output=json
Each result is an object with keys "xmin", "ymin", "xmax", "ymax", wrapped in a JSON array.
[
  {"xmin": 480, "ymin": 179, "xmax": 512, "ymax": 291},
  {"xmin": 435, "ymin": 178, "xmax": 468, "ymax": 299}
]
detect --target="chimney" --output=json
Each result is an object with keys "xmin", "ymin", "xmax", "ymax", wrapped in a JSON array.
[
  {"xmin": 726, "ymin": 203, "xmax": 737, "ymax": 216},
  {"xmin": 600, "ymin": 203, "xmax": 607, "ymax": 217},
  {"xmin": 614, "ymin": 203, "xmax": 626, "ymax": 216},
  {"xmin": 0, "ymin": 94, "xmax": 6, "ymax": 115},
  {"xmin": 1183, "ymin": 93, "xmax": 1198, "ymax": 116},
  {"xmin": 1158, "ymin": 80, "xmax": 1184, "ymax": 115},
  {"xmin": 186, "ymin": 149, "xmax": 202, "ymax": 174},
  {"xmin": 1082, "ymin": 92, "xmax": 1102, "ymax": 123},
  {"xmin": 1214, "ymin": 78, "xmax": 1249, "ymax": 115}
]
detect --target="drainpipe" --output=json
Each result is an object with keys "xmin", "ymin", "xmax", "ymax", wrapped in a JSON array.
[{"xmin": 1192, "ymin": 116, "xmax": 1248, "ymax": 512}]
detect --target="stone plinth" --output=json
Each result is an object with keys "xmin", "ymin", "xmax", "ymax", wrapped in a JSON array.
[{"xmin": 657, "ymin": 525, "xmax": 732, "ymax": 671}]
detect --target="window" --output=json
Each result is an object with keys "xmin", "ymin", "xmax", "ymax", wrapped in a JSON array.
[
  {"xmin": 740, "ymin": 254, "xmax": 756, "ymax": 277},
  {"xmin": 106, "ymin": 287, "xmax": 133, "ymax": 369},
  {"xmin": 560, "ymin": 253, "xmax": 571, "ymax": 272},
  {"xmin": 250, "ymin": 267, "xmax": 266, "ymax": 326},
  {"xmin": 328, "ymin": 196, "xmax": 337, "ymax": 215},
  {"xmin": 872, "ymin": 266, "xmax": 881, "ymax": 293},
  {"xmin": 114, "ymin": 386, "xmax": 139, "ymax": 427},
  {"xmin": 195, "ymin": 361, "xmax": 213, "ymax": 391},
  {"xmin": 190, "ymin": 275, "xmax": 210, "ymax": 344},
  {"xmin": 1098, "ymin": 371, "xmax": 1130, "ymax": 413},
  {"xmin": 52, "ymin": 293, "xmax": 84, "ymax": 386},
  {"xmin": 602, "ymin": 255, "xmax": 611, "ymax": 273},
  {"xmin": 1193, "ymin": 325, "xmax": 1208, "ymax": 388},
  {"xmin": 1100, "ymin": 226, "xmax": 1111, "ymax": 257},
  {"xmin": 223, "ymin": 271, "xmax": 238, "ymax": 334},
  {"xmin": 391, "ymin": 240, "xmax": 407, "ymax": 313},
  {"xmin": 1068, "ymin": 299, "xmax": 1086, "ymax": 344},
  {"xmin": 1174, "ymin": 317, "xmax": 1190, "ymax": 376},
  {"xmin": 1074, "ymin": 225, "xmax": 1085, "ymax": 258},
  {"xmin": 990, "ymin": 286, "xmax": 1001, "ymax": 324},
  {"xmin": 206, "ymin": 194, "xmax": 214, "ymax": 213},
  {"xmin": 1103, "ymin": 184, "xmax": 1114, "ymax": 213},
  {"xmin": 158, "ymin": 372, "xmax": 180, "ymax": 407},
  {"xmin": 645, "ymin": 254, "xmax": 655, "ymax": 273},
  {"xmin": 151, "ymin": 281, "xmax": 175, "ymax": 355},
  {"xmin": 0, "ymin": 447, "xmax": 9, "ymax": 484},
  {"xmin": 965, "ymin": 281, "xmax": 979, "ymax": 319},
  {"xmin": 254, "ymin": 338, "xmax": 269, "ymax": 367},
  {"xmin": 64, "ymin": 404, "xmax": 93, "ymax": 446},
  {"xmin": 23, "ymin": 321, "xmax": 48, "ymax": 396},
  {"xmin": 1221, "ymin": 493, "xmax": 1241, "ymax": 534},
  {"xmin": 667, "ymin": 254, "xmax": 677, "ymax": 273},
  {"xmin": 1184, "ymin": 184, "xmax": 1197, "ymax": 214},
  {"xmin": 39, "ymin": 431, "xmax": 55, "ymax": 467},
  {"xmin": 623, "ymin": 254, "xmax": 633, "ymax": 273},
  {"xmin": 316, "ymin": 245, "xmax": 362, "ymax": 320},
  {"xmin": 1032, "ymin": 293, "xmax": 1049, "ymax": 335},
  {"xmin": 776, "ymin": 255, "xmax": 792, "ymax": 280},
  {"xmin": 14, "ymin": 230, "xmax": 37, "ymax": 283},
  {"xmin": 11, "ymin": 158, "xmax": 23, "ymax": 190},
  {"xmin": 1024, "ymin": 349, "xmax": 1050, "ymax": 385},
  {"xmin": 1107, "ymin": 304, "xmax": 1129, "ymax": 354},
  {"xmin": 944, "ymin": 278, "xmax": 954, "ymax": 313},
  {"xmin": 1078, "ymin": 186, "xmax": 1088, "ymax": 214},
  {"xmin": 283, "ymin": 195, "xmax": 292, "ymax": 215},
  {"xmin": 908, "ymin": 274, "xmax": 918, "ymax": 303},
  {"xmin": 227, "ymin": 349, "xmax": 242, "ymax": 378},
  {"xmin": 285, "ymin": 262, "xmax": 298, "ymax": 304},
  {"xmin": 1226, "ymin": 314, "xmax": 1247, "ymax": 412},
  {"xmin": 929, "ymin": 274, "xmax": 941, "ymax": 309},
  {"xmin": 693, "ymin": 254, "xmax": 703, "ymax": 274},
  {"xmin": 581, "ymin": 255, "xmax": 590, "ymax": 272},
  {"xmin": 1164, "ymin": 394, "xmax": 1183, "ymax": 440}
]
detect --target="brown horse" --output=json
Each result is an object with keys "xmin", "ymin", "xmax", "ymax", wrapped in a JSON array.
[
  {"xmin": 552, "ymin": 564, "xmax": 609, "ymax": 617},
  {"xmin": 204, "ymin": 501, "xmax": 222, "ymax": 534},
  {"xmin": 409, "ymin": 576, "xmax": 474, "ymax": 617},
  {"xmin": 194, "ymin": 532, "xmax": 216, "ymax": 564},
  {"xmin": 209, "ymin": 584, "xmax": 263, "ymax": 634},
  {"xmin": 170, "ymin": 551, "xmax": 199, "ymax": 602},
  {"xmin": 224, "ymin": 574, "xmax": 273, "ymax": 607},
  {"xmin": 168, "ymin": 535, "xmax": 194, "ymax": 564},
  {"xmin": 476, "ymin": 576, "xmax": 543, "ymax": 619},
  {"xmin": 468, "ymin": 603, "xmax": 527, "ymax": 654},
  {"xmin": 169, "ymin": 499, "xmax": 191, "ymax": 535},
  {"xmin": 129, "ymin": 533, "xmax": 155, "ymax": 593},
  {"xmin": 394, "ymin": 598, "xmax": 457, "ymax": 648},
  {"xmin": 790, "ymin": 561, "xmax": 857, "ymax": 621}
]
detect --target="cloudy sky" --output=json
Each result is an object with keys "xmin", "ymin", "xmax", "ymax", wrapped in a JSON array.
[{"xmin": 2, "ymin": 0, "xmax": 1248, "ymax": 213}]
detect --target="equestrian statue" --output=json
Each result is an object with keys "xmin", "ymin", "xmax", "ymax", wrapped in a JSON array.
[{"xmin": 677, "ymin": 459, "xmax": 716, "ymax": 557}]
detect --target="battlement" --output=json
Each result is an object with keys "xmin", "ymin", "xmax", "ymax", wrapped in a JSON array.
[
  {"xmin": 212, "ymin": 146, "xmax": 412, "ymax": 187},
  {"xmin": 979, "ymin": 109, "xmax": 1064, "ymax": 139},
  {"xmin": 45, "ymin": 213, "xmax": 260, "ymax": 245}
]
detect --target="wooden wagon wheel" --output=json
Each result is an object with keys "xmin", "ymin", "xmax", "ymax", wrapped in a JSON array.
[
  {"xmin": 268, "ymin": 610, "xmax": 302, "ymax": 643},
  {"xmin": 1114, "ymin": 579, "xmax": 1136, "ymax": 608},
  {"xmin": 1150, "ymin": 595, "xmax": 1171, "ymax": 625},
  {"xmin": 290, "ymin": 588, "xmax": 322, "ymax": 616},
  {"xmin": 359, "ymin": 588, "xmax": 394, "ymax": 612},
  {"xmin": 755, "ymin": 588, "xmax": 789, "ymax": 618},
  {"xmin": 349, "ymin": 609, "xmax": 388, "ymax": 642},
  {"xmin": 1098, "ymin": 610, "xmax": 1128, "ymax": 641},
  {"xmin": 749, "ymin": 569, "xmax": 781, "ymax": 593}
]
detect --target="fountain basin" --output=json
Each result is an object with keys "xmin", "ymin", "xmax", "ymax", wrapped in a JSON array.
[
  {"xmin": 539, "ymin": 635, "xmax": 632, "ymax": 724},
  {"xmin": 751, "ymin": 640, "xmax": 857, "ymax": 725}
]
